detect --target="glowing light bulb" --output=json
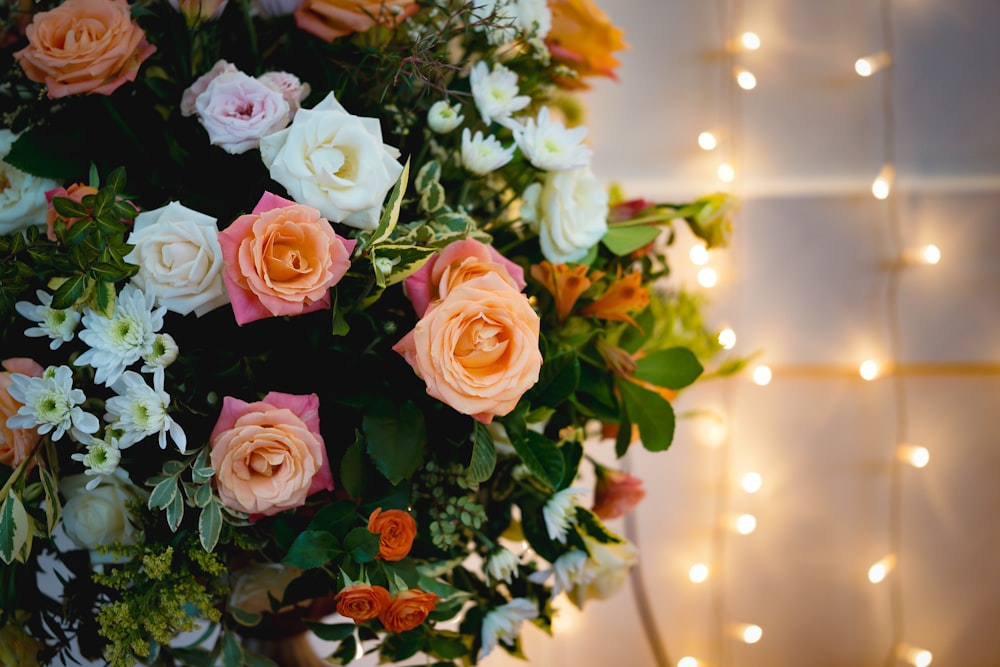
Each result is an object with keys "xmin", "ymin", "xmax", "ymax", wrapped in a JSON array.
[
  {"xmin": 742, "ymin": 472, "xmax": 762, "ymax": 494},
  {"xmin": 859, "ymin": 360, "xmax": 879, "ymax": 381},
  {"xmin": 897, "ymin": 444, "xmax": 930, "ymax": 468},
  {"xmin": 741, "ymin": 31, "xmax": 761, "ymax": 50},
  {"xmin": 752, "ymin": 365, "xmax": 772, "ymax": 386},
  {"xmin": 898, "ymin": 645, "xmax": 933, "ymax": 667},
  {"xmin": 736, "ymin": 514, "xmax": 757, "ymax": 535},
  {"xmin": 872, "ymin": 165, "xmax": 894, "ymax": 200},
  {"xmin": 697, "ymin": 413, "xmax": 728, "ymax": 448},
  {"xmin": 678, "ymin": 658, "xmax": 699, "ymax": 667},
  {"xmin": 717, "ymin": 162, "xmax": 736, "ymax": 182},
  {"xmin": 698, "ymin": 267, "xmax": 718, "ymax": 288},
  {"xmin": 855, "ymin": 52, "xmax": 891, "ymax": 77},
  {"xmin": 868, "ymin": 555, "xmax": 896, "ymax": 583},
  {"xmin": 718, "ymin": 328, "xmax": 737, "ymax": 349},
  {"xmin": 690, "ymin": 244, "xmax": 709, "ymax": 265},
  {"xmin": 922, "ymin": 244, "xmax": 941, "ymax": 264},
  {"xmin": 741, "ymin": 624, "xmax": 763, "ymax": 644},
  {"xmin": 698, "ymin": 131, "xmax": 718, "ymax": 151},
  {"xmin": 736, "ymin": 69, "xmax": 757, "ymax": 90},
  {"xmin": 689, "ymin": 563, "xmax": 710, "ymax": 583}
]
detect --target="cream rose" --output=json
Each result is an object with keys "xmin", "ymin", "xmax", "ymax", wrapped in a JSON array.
[
  {"xmin": 521, "ymin": 166, "xmax": 609, "ymax": 264},
  {"xmin": 229, "ymin": 562, "xmax": 304, "ymax": 615},
  {"xmin": 0, "ymin": 130, "xmax": 59, "ymax": 236},
  {"xmin": 60, "ymin": 472, "xmax": 146, "ymax": 561},
  {"xmin": 125, "ymin": 201, "xmax": 229, "ymax": 317},
  {"xmin": 393, "ymin": 272, "xmax": 542, "ymax": 424},
  {"xmin": 259, "ymin": 92, "xmax": 403, "ymax": 230}
]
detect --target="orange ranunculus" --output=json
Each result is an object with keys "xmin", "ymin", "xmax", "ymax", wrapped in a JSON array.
[
  {"xmin": 592, "ymin": 467, "xmax": 645, "ymax": 520},
  {"xmin": 334, "ymin": 583, "xmax": 391, "ymax": 622},
  {"xmin": 294, "ymin": 0, "xmax": 418, "ymax": 43},
  {"xmin": 530, "ymin": 261, "xmax": 598, "ymax": 323},
  {"xmin": 545, "ymin": 0, "xmax": 627, "ymax": 90},
  {"xmin": 13, "ymin": 0, "xmax": 156, "ymax": 99},
  {"xmin": 579, "ymin": 271, "xmax": 649, "ymax": 328},
  {"xmin": 0, "ymin": 358, "xmax": 44, "ymax": 468},
  {"xmin": 367, "ymin": 507, "xmax": 417, "ymax": 561},
  {"xmin": 378, "ymin": 589, "xmax": 438, "ymax": 633}
]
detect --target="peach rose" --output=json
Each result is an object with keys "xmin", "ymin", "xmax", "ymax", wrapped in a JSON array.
[
  {"xmin": 404, "ymin": 238, "xmax": 526, "ymax": 317},
  {"xmin": 546, "ymin": 0, "xmax": 627, "ymax": 90},
  {"xmin": 0, "ymin": 358, "xmax": 44, "ymax": 468},
  {"xmin": 294, "ymin": 0, "xmax": 418, "ymax": 43},
  {"xmin": 13, "ymin": 0, "xmax": 156, "ymax": 99},
  {"xmin": 367, "ymin": 507, "xmax": 416, "ymax": 561},
  {"xmin": 378, "ymin": 589, "xmax": 438, "ymax": 633},
  {"xmin": 218, "ymin": 192, "xmax": 356, "ymax": 326},
  {"xmin": 335, "ymin": 583, "xmax": 391, "ymax": 623},
  {"xmin": 592, "ymin": 467, "xmax": 645, "ymax": 520},
  {"xmin": 209, "ymin": 391, "xmax": 334, "ymax": 517},
  {"xmin": 393, "ymin": 273, "xmax": 542, "ymax": 424}
]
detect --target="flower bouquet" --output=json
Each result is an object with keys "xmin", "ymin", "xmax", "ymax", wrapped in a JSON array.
[{"xmin": 0, "ymin": 0, "xmax": 739, "ymax": 665}]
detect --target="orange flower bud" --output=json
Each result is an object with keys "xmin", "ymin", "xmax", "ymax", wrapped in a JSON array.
[{"xmin": 367, "ymin": 507, "xmax": 417, "ymax": 561}]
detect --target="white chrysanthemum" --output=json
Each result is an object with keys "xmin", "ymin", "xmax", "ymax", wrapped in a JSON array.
[
  {"xmin": 461, "ymin": 128, "xmax": 516, "ymax": 175},
  {"xmin": 75, "ymin": 284, "xmax": 166, "ymax": 387},
  {"xmin": 470, "ymin": 0, "xmax": 518, "ymax": 45},
  {"xmin": 542, "ymin": 486, "xmax": 586, "ymax": 543},
  {"xmin": 485, "ymin": 547, "xmax": 521, "ymax": 585},
  {"xmin": 427, "ymin": 100, "xmax": 465, "ymax": 134},
  {"xmin": 14, "ymin": 290, "xmax": 81, "ymax": 350},
  {"xmin": 469, "ymin": 61, "xmax": 531, "ymax": 128},
  {"xmin": 527, "ymin": 547, "xmax": 589, "ymax": 596},
  {"xmin": 5, "ymin": 365, "xmax": 99, "ymax": 441},
  {"xmin": 141, "ymin": 333, "xmax": 179, "ymax": 376},
  {"xmin": 70, "ymin": 435, "xmax": 123, "ymax": 491},
  {"xmin": 513, "ymin": 0, "xmax": 551, "ymax": 39},
  {"xmin": 514, "ymin": 107, "xmax": 592, "ymax": 171},
  {"xmin": 104, "ymin": 371, "xmax": 186, "ymax": 452},
  {"xmin": 480, "ymin": 598, "xmax": 538, "ymax": 658}
]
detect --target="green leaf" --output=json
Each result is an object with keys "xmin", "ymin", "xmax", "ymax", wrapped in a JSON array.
[
  {"xmin": 371, "ymin": 244, "xmax": 435, "ymax": 288},
  {"xmin": 428, "ymin": 634, "xmax": 468, "ymax": 659},
  {"xmin": 415, "ymin": 160, "xmax": 441, "ymax": 192},
  {"xmin": 193, "ymin": 481, "xmax": 213, "ymax": 508},
  {"xmin": 168, "ymin": 647, "xmax": 216, "ymax": 667},
  {"xmin": 308, "ymin": 501, "xmax": 358, "ymax": 535},
  {"xmin": 380, "ymin": 630, "xmax": 424, "ymax": 663},
  {"xmin": 363, "ymin": 158, "xmax": 410, "ymax": 251},
  {"xmin": 420, "ymin": 181, "xmax": 446, "ymax": 214},
  {"xmin": 343, "ymin": 526, "xmax": 380, "ymax": 564},
  {"xmin": 4, "ymin": 126, "xmax": 87, "ymax": 179},
  {"xmin": 525, "ymin": 347, "xmax": 579, "ymax": 407},
  {"xmin": 574, "ymin": 506, "xmax": 624, "ymax": 544},
  {"xmin": 148, "ymin": 477, "xmax": 178, "ymax": 510},
  {"xmin": 242, "ymin": 649, "xmax": 278, "ymax": 667},
  {"xmin": 229, "ymin": 607, "xmax": 262, "ymax": 627},
  {"xmin": 52, "ymin": 197, "xmax": 90, "ymax": 219},
  {"xmin": 92, "ymin": 186, "xmax": 115, "ymax": 219},
  {"xmin": 363, "ymin": 399, "xmax": 426, "ymax": 485},
  {"xmin": 105, "ymin": 166, "xmax": 127, "ymax": 193},
  {"xmin": 166, "ymin": 491, "xmax": 185, "ymax": 532},
  {"xmin": 284, "ymin": 530, "xmax": 341, "ymax": 570},
  {"xmin": 560, "ymin": 440, "xmax": 583, "ymax": 491},
  {"xmin": 331, "ymin": 288, "xmax": 350, "ymax": 336},
  {"xmin": 468, "ymin": 422, "xmax": 497, "ymax": 484},
  {"xmin": 511, "ymin": 430, "xmax": 564, "ymax": 491},
  {"xmin": 305, "ymin": 621, "xmax": 356, "ymax": 642},
  {"xmin": 50, "ymin": 274, "xmax": 86, "ymax": 310},
  {"xmin": 339, "ymin": 433, "xmax": 364, "ymax": 499},
  {"xmin": 39, "ymin": 466, "xmax": 61, "ymax": 536},
  {"xmin": 616, "ymin": 379, "xmax": 676, "ymax": 452},
  {"xmin": 198, "ymin": 500, "xmax": 222, "ymax": 552},
  {"xmin": 632, "ymin": 347, "xmax": 704, "ymax": 390},
  {"xmin": 330, "ymin": 635, "xmax": 358, "ymax": 665},
  {"xmin": 221, "ymin": 631, "xmax": 244, "ymax": 667},
  {"xmin": 0, "ymin": 491, "xmax": 30, "ymax": 565},
  {"xmin": 601, "ymin": 225, "xmax": 662, "ymax": 256},
  {"xmin": 614, "ymin": 412, "xmax": 632, "ymax": 458}
]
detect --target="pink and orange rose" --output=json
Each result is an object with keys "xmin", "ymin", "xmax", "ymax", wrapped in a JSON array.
[
  {"xmin": 209, "ymin": 391, "xmax": 334, "ymax": 517},
  {"xmin": 218, "ymin": 192, "xmax": 355, "ymax": 326},
  {"xmin": 294, "ymin": 0, "xmax": 418, "ymax": 43},
  {"xmin": 0, "ymin": 358, "xmax": 44, "ymax": 468},
  {"xmin": 13, "ymin": 0, "xmax": 156, "ymax": 99}
]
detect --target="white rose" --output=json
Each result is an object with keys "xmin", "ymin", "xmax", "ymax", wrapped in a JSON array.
[
  {"xmin": 521, "ymin": 167, "xmax": 609, "ymax": 264},
  {"xmin": 229, "ymin": 562, "xmax": 304, "ymax": 615},
  {"xmin": 567, "ymin": 535, "xmax": 638, "ymax": 606},
  {"xmin": 60, "ymin": 472, "xmax": 146, "ymax": 562},
  {"xmin": 125, "ymin": 201, "xmax": 229, "ymax": 317},
  {"xmin": 0, "ymin": 130, "xmax": 59, "ymax": 236},
  {"xmin": 260, "ymin": 92, "xmax": 403, "ymax": 230}
]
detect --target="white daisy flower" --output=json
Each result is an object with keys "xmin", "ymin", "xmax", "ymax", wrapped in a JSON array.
[
  {"xmin": 70, "ymin": 434, "xmax": 123, "ymax": 491},
  {"xmin": 480, "ymin": 598, "xmax": 538, "ymax": 659},
  {"xmin": 75, "ymin": 284, "xmax": 166, "ymax": 387},
  {"xmin": 14, "ymin": 290, "xmax": 81, "ymax": 350},
  {"xmin": 141, "ymin": 332, "xmax": 179, "ymax": 377},
  {"xmin": 104, "ymin": 370, "xmax": 187, "ymax": 453},
  {"xmin": 513, "ymin": 0, "xmax": 551, "ymax": 39},
  {"xmin": 469, "ymin": 61, "xmax": 530, "ymax": 128},
  {"xmin": 514, "ymin": 107, "xmax": 592, "ymax": 171},
  {"xmin": 461, "ymin": 128, "xmax": 516, "ymax": 175},
  {"xmin": 427, "ymin": 100, "xmax": 465, "ymax": 134},
  {"xmin": 485, "ymin": 546, "xmax": 520, "ymax": 585},
  {"xmin": 6, "ymin": 365, "xmax": 99, "ymax": 441},
  {"xmin": 470, "ymin": 0, "xmax": 518, "ymax": 45},
  {"xmin": 542, "ymin": 486, "xmax": 586, "ymax": 543},
  {"xmin": 528, "ymin": 547, "xmax": 589, "ymax": 596}
]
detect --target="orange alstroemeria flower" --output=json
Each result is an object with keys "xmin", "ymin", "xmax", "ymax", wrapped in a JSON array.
[
  {"xmin": 579, "ymin": 271, "xmax": 650, "ymax": 328},
  {"xmin": 546, "ymin": 0, "xmax": 628, "ymax": 90},
  {"xmin": 530, "ymin": 261, "xmax": 599, "ymax": 323}
]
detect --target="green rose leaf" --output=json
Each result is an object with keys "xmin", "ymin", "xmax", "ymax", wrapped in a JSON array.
[
  {"xmin": 305, "ymin": 621, "xmax": 356, "ymax": 642},
  {"xmin": 343, "ymin": 527, "xmax": 380, "ymax": 564},
  {"xmin": 363, "ymin": 398, "xmax": 426, "ymax": 485},
  {"xmin": 616, "ymin": 378, "xmax": 676, "ymax": 452},
  {"xmin": 526, "ymin": 346, "xmax": 580, "ymax": 407},
  {"xmin": 468, "ymin": 422, "xmax": 497, "ymax": 484},
  {"xmin": 221, "ymin": 631, "xmax": 243, "ymax": 667},
  {"xmin": 198, "ymin": 499, "xmax": 222, "ymax": 553},
  {"xmin": 601, "ymin": 224, "xmax": 662, "ymax": 257},
  {"xmin": 511, "ymin": 430, "xmax": 564, "ymax": 492},
  {"xmin": 632, "ymin": 347, "xmax": 704, "ymax": 390},
  {"xmin": 283, "ymin": 530, "xmax": 341, "ymax": 570}
]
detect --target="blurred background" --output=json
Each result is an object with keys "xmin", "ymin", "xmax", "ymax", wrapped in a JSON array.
[{"xmin": 486, "ymin": 0, "xmax": 1000, "ymax": 665}]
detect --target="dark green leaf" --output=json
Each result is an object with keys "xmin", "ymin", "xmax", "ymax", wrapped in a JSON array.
[
  {"xmin": 168, "ymin": 647, "xmax": 217, "ymax": 667},
  {"xmin": 147, "ymin": 477, "xmax": 178, "ymax": 510},
  {"xmin": 617, "ymin": 379, "xmax": 676, "ymax": 452},
  {"xmin": 242, "ymin": 649, "xmax": 279, "ymax": 667},
  {"xmin": 468, "ymin": 422, "xmax": 497, "ymax": 484},
  {"xmin": 575, "ymin": 506, "xmax": 624, "ymax": 544},
  {"xmin": 105, "ymin": 166, "xmax": 127, "ymax": 193},
  {"xmin": 428, "ymin": 634, "xmax": 468, "ymax": 659},
  {"xmin": 0, "ymin": 492, "xmax": 29, "ymax": 565},
  {"xmin": 339, "ymin": 433, "xmax": 364, "ymax": 499},
  {"xmin": 363, "ymin": 398, "xmax": 426, "ymax": 485},
  {"xmin": 343, "ymin": 526, "xmax": 380, "ymax": 564},
  {"xmin": 632, "ymin": 347, "xmax": 704, "ymax": 390},
  {"xmin": 525, "ymin": 347, "xmax": 579, "ymax": 407},
  {"xmin": 221, "ymin": 631, "xmax": 243, "ymax": 667},
  {"xmin": 4, "ymin": 127, "xmax": 87, "ymax": 179},
  {"xmin": 511, "ymin": 431, "xmax": 564, "ymax": 491},
  {"xmin": 308, "ymin": 501, "xmax": 358, "ymax": 535},
  {"xmin": 284, "ymin": 530, "xmax": 341, "ymax": 570},
  {"xmin": 198, "ymin": 500, "xmax": 222, "ymax": 552},
  {"xmin": 560, "ymin": 440, "xmax": 583, "ymax": 491},
  {"xmin": 64, "ymin": 218, "xmax": 94, "ymax": 246},
  {"xmin": 229, "ymin": 607, "xmax": 262, "ymax": 627},
  {"xmin": 52, "ymin": 197, "xmax": 90, "ymax": 219},
  {"xmin": 380, "ymin": 630, "xmax": 424, "ymax": 663},
  {"xmin": 305, "ymin": 621, "xmax": 356, "ymax": 642},
  {"xmin": 331, "ymin": 289, "xmax": 350, "ymax": 336},
  {"xmin": 415, "ymin": 160, "xmax": 441, "ymax": 192},
  {"xmin": 330, "ymin": 635, "xmax": 357, "ymax": 665},
  {"xmin": 165, "ymin": 491, "xmax": 185, "ymax": 532},
  {"xmin": 39, "ymin": 466, "xmax": 61, "ymax": 535}
]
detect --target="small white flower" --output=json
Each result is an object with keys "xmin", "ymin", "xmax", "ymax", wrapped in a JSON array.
[
  {"xmin": 71, "ymin": 435, "xmax": 123, "ymax": 490},
  {"xmin": 513, "ymin": 0, "xmax": 551, "ymax": 39},
  {"xmin": 461, "ymin": 128, "xmax": 515, "ymax": 176},
  {"xmin": 469, "ymin": 61, "xmax": 530, "ymax": 128},
  {"xmin": 514, "ymin": 107, "xmax": 592, "ymax": 171},
  {"xmin": 5, "ymin": 365, "xmax": 99, "ymax": 441},
  {"xmin": 15, "ymin": 290, "xmax": 81, "ymax": 349},
  {"xmin": 480, "ymin": 598, "xmax": 538, "ymax": 659},
  {"xmin": 485, "ymin": 547, "xmax": 521, "ymax": 585},
  {"xmin": 75, "ymin": 284, "xmax": 166, "ymax": 387},
  {"xmin": 427, "ymin": 100, "xmax": 465, "ymax": 134},
  {"xmin": 470, "ymin": 0, "xmax": 518, "ymax": 45},
  {"xmin": 542, "ymin": 486, "xmax": 586, "ymax": 543},
  {"xmin": 528, "ymin": 548, "xmax": 589, "ymax": 596},
  {"xmin": 104, "ymin": 370, "xmax": 186, "ymax": 452},
  {"xmin": 141, "ymin": 333, "xmax": 179, "ymax": 375}
]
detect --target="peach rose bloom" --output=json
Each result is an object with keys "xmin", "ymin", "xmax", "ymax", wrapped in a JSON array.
[
  {"xmin": 14, "ymin": 0, "xmax": 156, "ymax": 99},
  {"xmin": 294, "ymin": 0, "xmax": 418, "ymax": 43},
  {"xmin": 367, "ymin": 507, "xmax": 416, "ymax": 561},
  {"xmin": 0, "ymin": 358, "xmax": 45, "ymax": 468},
  {"xmin": 546, "ymin": 0, "xmax": 627, "ymax": 90},
  {"xmin": 378, "ymin": 589, "xmax": 438, "ymax": 633},
  {"xmin": 404, "ymin": 238, "xmax": 526, "ymax": 317},
  {"xmin": 393, "ymin": 273, "xmax": 542, "ymax": 424},
  {"xmin": 218, "ymin": 192, "xmax": 356, "ymax": 326},
  {"xmin": 334, "ymin": 583, "xmax": 391, "ymax": 623},
  {"xmin": 209, "ymin": 391, "xmax": 334, "ymax": 517}
]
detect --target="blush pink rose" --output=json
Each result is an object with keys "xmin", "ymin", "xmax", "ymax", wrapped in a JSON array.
[
  {"xmin": 404, "ymin": 238, "xmax": 526, "ymax": 317},
  {"xmin": 13, "ymin": 0, "xmax": 156, "ymax": 99},
  {"xmin": 257, "ymin": 71, "xmax": 311, "ymax": 116},
  {"xmin": 193, "ymin": 70, "xmax": 290, "ymax": 154},
  {"xmin": 0, "ymin": 358, "xmax": 45, "ymax": 468},
  {"xmin": 209, "ymin": 391, "xmax": 334, "ymax": 517},
  {"xmin": 393, "ymin": 272, "xmax": 542, "ymax": 424},
  {"xmin": 180, "ymin": 59, "xmax": 238, "ymax": 117},
  {"xmin": 218, "ymin": 192, "xmax": 356, "ymax": 326},
  {"xmin": 592, "ymin": 467, "xmax": 645, "ymax": 520}
]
